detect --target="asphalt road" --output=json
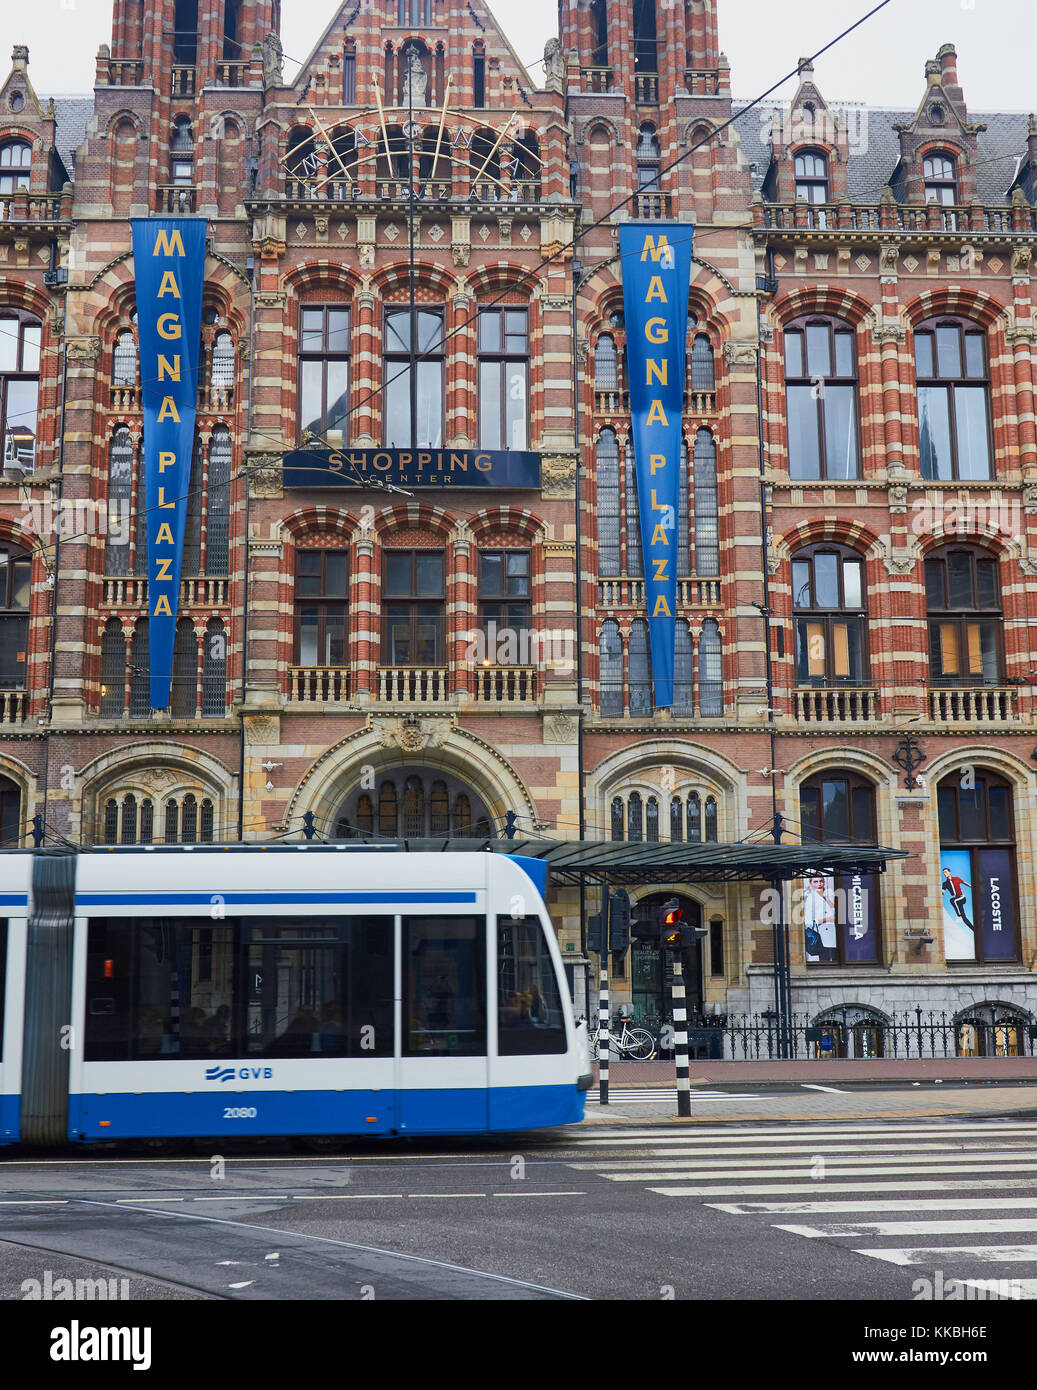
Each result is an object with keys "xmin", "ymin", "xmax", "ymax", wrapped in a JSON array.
[{"xmin": 3, "ymin": 1116, "xmax": 1037, "ymax": 1302}]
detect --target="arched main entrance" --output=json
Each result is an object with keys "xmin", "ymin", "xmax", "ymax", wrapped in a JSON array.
[
  {"xmin": 0, "ymin": 774, "xmax": 20, "ymax": 846},
  {"xmin": 333, "ymin": 766, "xmax": 495, "ymax": 839}
]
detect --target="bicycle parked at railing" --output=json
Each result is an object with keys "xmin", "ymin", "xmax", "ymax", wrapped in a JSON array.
[{"xmin": 581, "ymin": 1004, "xmax": 657, "ymax": 1061}]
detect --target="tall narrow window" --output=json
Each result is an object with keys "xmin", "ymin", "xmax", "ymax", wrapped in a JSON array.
[
  {"xmin": 0, "ymin": 309, "xmax": 41, "ymax": 472},
  {"xmin": 478, "ymin": 308, "xmax": 528, "ymax": 450},
  {"xmin": 792, "ymin": 545, "xmax": 866, "ymax": 686},
  {"xmin": 299, "ymin": 305, "xmax": 351, "ymax": 445},
  {"xmin": 673, "ymin": 621, "xmax": 694, "ymax": 715},
  {"xmin": 479, "ymin": 551, "xmax": 530, "ymax": 656},
  {"xmin": 611, "ymin": 797, "xmax": 624, "ymax": 842},
  {"xmin": 629, "ymin": 619, "xmax": 651, "ymax": 717},
  {"xmin": 669, "ymin": 796, "xmax": 682, "ymax": 842},
  {"xmin": 342, "ymin": 46, "xmax": 357, "ymax": 103},
  {"xmin": 784, "ymin": 317, "xmax": 859, "ymax": 480},
  {"xmin": 105, "ymin": 428, "xmax": 134, "ymax": 575},
  {"xmin": 113, "ymin": 330, "xmax": 137, "ymax": 387},
  {"xmin": 170, "ymin": 117, "xmax": 194, "ymax": 189},
  {"xmin": 627, "ymin": 792, "xmax": 643, "ymax": 842},
  {"xmin": 0, "ymin": 775, "xmax": 20, "ymax": 845},
  {"xmin": 206, "ymin": 428, "xmax": 231, "ymax": 576},
  {"xmin": 384, "ymin": 550, "xmax": 445, "ymax": 665},
  {"xmin": 0, "ymin": 542, "xmax": 30, "ymax": 691},
  {"xmin": 698, "ymin": 619, "xmax": 723, "ymax": 716},
  {"xmin": 472, "ymin": 44, "xmax": 486, "ymax": 107},
  {"xmin": 704, "ymin": 796, "xmax": 718, "ymax": 842},
  {"xmin": 182, "ymin": 439, "xmax": 204, "ymax": 576},
  {"xmin": 384, "ymin": 307, "xmax": 443, "ymax": 448},
  {"xmin": 938, "ymin": 771, "xmax": 1018, "ymax": 963},
  {"xmin": 677, "ymin": 439, "xmax": 690, "ymax": 577},
  {"xmin": 210, "ymin": 331, "xmax": 234, "ymax": 402},
  {"xmin": 295, "ymin": 549, "xmax": 348, "ymax": 666},
  {"xmin": 632, "ymin": 0, "xmax": 658, "ymax": 71},
  {"xmin": 624, "ymin": 444, "xmax": 642, "ymax": 577},
  {"xmin": 690, "ymin": 334, "xmax": 715, "ymax": 391},
  {"xmin": 596, "ymin": 429, "xmax": 620, "ymax": 576},
  {"xmin": 99, "ymin": 619, "xmax": 126, "ymax": 717},
  {"xmin": 202, "ymin": 618, "xmax": 226, "ymax": 716},
  {"xmin": 915, "ymin": 319, "xmax": 991, "ymax": 481},
  {"xmin": 636, "ymin": 123, "xmax": 660, "ymax": 189},
  {"xmin": 693, "ymin": 428, "xmax": 719, "ymax": 576},
  {"xmin": 925, "ymin": 547, "xmax": 1001, "ymax": 686},
  {"xmin": 687, "ymin": 792, "xmax": 701, "ymax": 842},
  {"xmin": 600, "ymin": 619, "xmax": 622, "ymax": 717},
  {"xmin": 646, "ymin": 797, "xmax": 659, "ymax": 841},
  {"xmin": 129, "ymin": 621, "xmax": 149, "ymax": 717},
  {"xmin": 594, "ymin": 334, "xmax": 618, "ymax": 390}
]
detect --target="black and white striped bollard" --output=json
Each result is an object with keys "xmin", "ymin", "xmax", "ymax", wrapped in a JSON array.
[
  {"xmin": 671, "ymin": 957, "xmax": 691, "ymax": 1117},
  {"xmin": 598, "ymin": 964, "xmax": 610, "ymax": 1105}
]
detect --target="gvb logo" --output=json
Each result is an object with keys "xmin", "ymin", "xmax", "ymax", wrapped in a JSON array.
[{"xmin": 205, "ymin": 1066, "xmax": 274, "ymax": 1083}]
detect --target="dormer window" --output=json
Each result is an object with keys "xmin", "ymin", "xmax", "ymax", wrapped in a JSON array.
[
  {"xmin": 0, "ymin": 142, "xmax": 31, "ymax": 197},
  {"xmin": 924, "ymin": 152, "xmax": 957, "ymax": 205},
  {"xmin": 794, "ymin": 149, "xmax": 829, "ymax": 204}
]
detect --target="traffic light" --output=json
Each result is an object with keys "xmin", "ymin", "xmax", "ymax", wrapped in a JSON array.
[
  {"xmin": 609, "ymin": 889, "xmax": 631, "ymax": 953},
  {"xmin": 587, "ymin": 913, "xmax": 605, "ymax": 955},
  {"xmin": 659, "ymin": 897, "xmax": 685, "ymax": 950}
]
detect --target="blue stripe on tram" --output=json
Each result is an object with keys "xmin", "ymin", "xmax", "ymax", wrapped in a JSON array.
[
  {"xmin": 0, "ymin": 1093, "xmax": 20, "ymax": 1144},
  {"xmin": 74, "ymin": 891, "xmax": 480, "ymax": 907}
]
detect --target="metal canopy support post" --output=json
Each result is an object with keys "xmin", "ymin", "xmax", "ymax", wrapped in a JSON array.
[
  {"xmin": 770, "ymin": 875, "xmax": 792, "ymax": 1060},
  {"xmin": 671, "ymin": 956, "xmax": 691, "ymax": 1117}
]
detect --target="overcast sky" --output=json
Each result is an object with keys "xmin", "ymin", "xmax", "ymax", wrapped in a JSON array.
[{"xmin": 13, "ymin": 0, "xmax": 1035, "ymax": 113}]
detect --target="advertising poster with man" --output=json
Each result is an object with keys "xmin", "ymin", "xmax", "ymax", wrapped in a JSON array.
[{"xmin": 940, "ymin": 848, "xmax": 976, "ymax": 961}]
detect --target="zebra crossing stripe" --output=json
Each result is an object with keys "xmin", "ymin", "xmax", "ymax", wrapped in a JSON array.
[
  {"xmin": 590, "ymin": 1158, "xmax": 1037, "ymax": 1179},
  {"xmin": 647, "ymin": 1178, "xmax": 1037, "ymax": 1197},
  {"xmin": 577, "ymin": 1123, "xmax": 1037, "ymax": 1142},
  {"xmin": 959, "ymin": 1279, "xmax": 1037, "ymax": 1299},
  {"xmin": 708, "ymin": 1198, "xmax": 1037, "ymax": 1215},
  {"xmin": 855, "ymin": 1244, "xmax": 1037, "ymax": 1266},
  {"xmin": 582, "ymin": 1141, "xmax": 1035, "ymax": 1157},
  {"xmin": 775, "ymin": 1219, "xmax": 1037, "ymax": 1238}
]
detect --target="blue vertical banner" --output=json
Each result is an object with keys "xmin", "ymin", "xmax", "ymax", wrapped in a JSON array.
[
  {"xmin": 619, "ymin": 222, "xmax": 694, "ymax": 707},
  {"xmin": 131, "ymin": 218, "xmax": 207, "ymax": 709}
]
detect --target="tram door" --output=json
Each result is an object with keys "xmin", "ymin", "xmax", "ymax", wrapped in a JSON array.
[{"xmin": 397, "ymin": 915, "xmax": 489, "ymax": 1133}]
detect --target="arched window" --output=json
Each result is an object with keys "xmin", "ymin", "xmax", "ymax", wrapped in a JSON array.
[
  {"xmin": 511, "ymin": 130, "xmax": 541, "ymax": 196},
  {"xmin": 113, "ymin": 330, "xmax": 137, "ymax": 387},
  {"xmin": 0, "ymin": 541, "xmax": 30, "ymax": 690},
  {"xmin": 594, "ymin": 334, "xmax": 618, "ymax": 389},
  {"xmin": 181, "ymin": 793, "xmax": 198, "ymax": 843},
  {"xmin": 923, "ymin": 152, "xmax": 957, "ymax": 205},
  {"xmin": 0, "ymin": 308, "xmax": 41, "ymax": 472},
  {"xmin": 704, "ymin": 796, "xmax": 718, "ymax": 843},
  {"xmin": 669, "ymin": 796, "xmax": 682, "ymax": 842},
  {"xmin": 206, "ymin": 428, "xmax": 231, "ymax": 576},
  {"xmin": 355, "ymin": 794, "xmax": 374, "ymax": 835},
  {"xmin": 403, "ymin": 776, "xmax": 424, "ymax": 836},
  {"xmin": 693, "ymin": 428, "xmax": 719, "ymax": 576},
  {"xmin": 915, "ymin": 318, "xmax": 991, "ymax": 481},
  {"xmin": 104, "ymin": 799, "xmax": 119, "ymax": 843},
  {"xmin": 784, "ymin": 316, "xmax": 859, "ymax": 480},
  {"xmin": 121, "ymin": 793, "xmax": 138, "ymax": 845},
  {"xmin": 210, "ymin": 331, "xmax": 234, "ymax": 399},
  {"xmin": 430, "ymin": 780, "xmax": 449, "ymax": 834},
  {"xmin": 286, "ymin": 128, "xmax": 318, "ymax": 186},
  {"xmin": 379, "ymin": 781, "xmax": 398, "ymax": 836},
  {"xmin": 0, "ymin": 141, "xmax": 31, "ymax": 198},
  {"xmin": 677, "ymin": 439, "xmax": 689, "ymax": 577},
  {"xmin": 938, "ymin": 771, "xmax": 1018, "ymax": 963},
  {"xmin": 599, "ymin": 619, "xmax": 622, "ymax": 716},
  {"xmin": 470, "ymin": 127, "xmax": 500, "ymax": 193},
  {"xmin": 627, "ymin": 791, "xmax": 643, "ymax": 842},
  {"xmin": 0, "ymin": 773, "xmax": 21, "ymax": 846},
  {"xmin": 673, "ymin": 620, "xmax": 693, "ymax": 716},
  {"xmin": 202, "ymin": 618, "xmax": 226, "ymax": 716},
  {"xmin": 686, "ymin": 792, "xmax": 701, "ymax": 842},
  {"xmin": 636, "ymin": 122, "xmax": 660, "ymax": 189},
  {"xmin": 632, "ymin": 0, "xmax": 658, "ymax": 72},
  {"xmin": 794, "ymin": 149, "xmax": 829, "ymax": 204},
  {"xmin": 589, "ymin": 0, "xmax": 608, "ymax": 66},
  {"xmin": 624, "ymin": 443, "xmax": 642, "ymax": 577},
  {"xmin": 129, "ymin": 621, "xmax": 149, "ymax": 717},
  {"xmin": 925, "ymin": 546, "xmax": 1001, "ymax": 687},
  {"xmin": 690, "ymin": 334, "xmax": 715, "ymax": 391},
  {"xmin": 629, "ymin": 619, "xmax": 651, "ymax": 717},
  {"xmin": 792, "ymin": 545, "xmax": 866, "ymax": 685},
  {"xmin": 698, "ymin": 619, "xmax": 723, "ymax": 716},
  {"xmin": 646, "ymin": 797, "xmax": 659, "ymax": 841},
  {"xmin": 182, "ymin": 438, "xmax": 204, "ymax": 576},
  {"xmin": 99, "ymin": 619, "xmax": 125, "ymax": 717},
  {"xmin": 170, "ymin": 117, "xmax": 194, "ymax": 194},
  {"xmin": 452, "ymin": 793, "xmax": 471, "ymax": 836},
  {"xmin": 611, "ymin": 796, "xmax": 624, "ymax": 842},
  {"xmin": 799, "ymin": 773, "xmax": 880, "ymax": 964},
  {"xmin": 596, "ymin": 429, "xmax": 620, "ymax": 576},
  {"xmin": 141, "ymin": 798, "xmax": 155, "ymax": 843}
]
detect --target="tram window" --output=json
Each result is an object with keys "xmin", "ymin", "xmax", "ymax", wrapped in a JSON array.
[
  {"xmin": 0, "ymin": 920, "xmax": 6, "ymax": 1060},
  {"xmin": 403, "ymin": 916, "xmax": 486, "ymax": 1056},
  {"xmin": 497, "ymin": 916, "xmax": 566, "ymax": 1055},
  {"xmin": 244, "ymin": 918, "xmax": 392, "ymax": 1059}
]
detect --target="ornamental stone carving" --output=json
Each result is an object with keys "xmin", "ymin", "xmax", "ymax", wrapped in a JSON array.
[
  {"xmin": 1023, "ymin": 483, "xmax": 1037, "ymax": 514},
  {"xmin": 66, "ymin": 337, "xmax": 102, "ymax": 363},
  {"xmin": 723, "ymin": 340, "xmax": 758, "ymax": 367},
  {"xmin": 541, "ymin": 455, "xmax": 577, "ymax": 498},
  {"xmin": 543, "ymin": 713, "xmax": 578, "ymax": 743},
  {"xmin": 872, "ymin": 323, "xmax": 906, "ymax": 344},
  {"xmin": 247, "ymin": 456, "xmax": 284, "ymax": 498},
  {"xmin": 888, "ymin": 482, "xmax": 908, "ymax": 512},
  {"xmin": 879, "ymin": 243, "xmax": 900, "ymax": 277},
  {"xmin": 244, "ymin": 715, "xmax": 280, "ymax": 746},
  {"xmin": 373, "ymin": 714, "xmax": 453, "ymax": 753}
]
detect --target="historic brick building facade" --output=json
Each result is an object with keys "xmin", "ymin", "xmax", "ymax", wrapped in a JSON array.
[{"xmin": 2, "ymin": 0, "xmax": 1037, "ymax": 1045}]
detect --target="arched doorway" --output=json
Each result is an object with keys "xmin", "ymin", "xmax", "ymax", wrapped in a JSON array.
[
  {"xmin": 333, "ymin": 766, "xmax": 495, "ymax": 840},
  {"xmin": 954, "ymin": 1003, "xmax": 1033, "ymax": 1057},
  {"xmin": 811, "ymin": 1004, "xmax": 889, "ymax": 1058},
  {"xmin": 630, "ymin": 891, "xmax": 704, "ymax": 1031},
  {"xmin": 0, "ymin": 774, "xmax": 20, "ymax": 846}
]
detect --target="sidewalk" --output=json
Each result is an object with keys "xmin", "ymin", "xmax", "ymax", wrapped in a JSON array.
[
  {"xmin": 597, "ymin": 1057, "xmax": 1037, "ymax": 1085},
  {"xmin": 580, "ymin": 1081, "xmax": 1037, "ymax": 1125}
]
